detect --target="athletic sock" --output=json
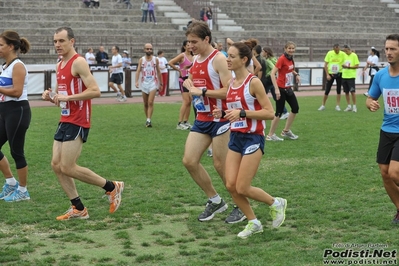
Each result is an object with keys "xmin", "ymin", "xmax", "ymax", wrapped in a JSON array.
[
  {"xmin": 209, "ymin": 194, "xmax": 221, "ymax": 204},
  {"xmin": 17, "ymin": 186, "xmax": 27, "ymax": 193},
  {"xmin": 102, "ymin": 180, "xmax": 115, "ymax": 192},
  {"xmin": 6, "ymin": 177, "xmax": 17, "ymax": 186},
  {"xmin": 71, "ymin": 197, "xmax": 85, "ymax": 211},
  {"xmin": 272, "ymin": 198, "xmax": 280, "ymax": 207}
]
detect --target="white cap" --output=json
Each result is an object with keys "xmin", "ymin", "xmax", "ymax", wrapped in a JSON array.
[{"xmin": 123, "ymin": 50, "xmax": 129, "ymax": 54}]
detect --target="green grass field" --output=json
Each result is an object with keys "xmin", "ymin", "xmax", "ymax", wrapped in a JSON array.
[{"xmin": 0, "ymin": 96, "xmax": 398, "ymax": 266}]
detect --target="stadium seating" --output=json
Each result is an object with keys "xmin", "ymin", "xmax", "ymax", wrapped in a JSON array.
[{"xmin": 0, "ymin": 0, "xmax": 397, "ymax": 63}]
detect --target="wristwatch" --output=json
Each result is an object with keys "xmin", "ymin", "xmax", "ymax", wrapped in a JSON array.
[{"xmin": 239, "ymin": 109, "xmax": 246, "ymax": 118}]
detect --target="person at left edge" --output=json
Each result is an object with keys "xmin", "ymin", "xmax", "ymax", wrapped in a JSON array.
[{"xmin": 0, "ymin": 30, "xmax": 32, "ymax": 202}]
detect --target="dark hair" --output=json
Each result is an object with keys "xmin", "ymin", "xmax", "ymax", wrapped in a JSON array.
[
  {"xmin": 231, "ymin": 42, "xmax": 252, "ymax": 68},
  {"xmin": 114, "ymin": 46, "xmax": 119, "ymax": 52},
  {"xmin": 244, "ymin": 38, "xmax": 258, "ymax": 50},
  {"xmin": 262, "ymin": 47, "xmax": 274, "ymax": 57},
  {"xmin": 181, "ymin": 40, "xmax": 188, "ymax": 53},
  {"xmin": 55, "ymin": 26, "xmax": 75, "ymax": 40},
  {"xmin": 333, "ymin": 43, "xmax": 340, "ymax": 48},
  {"xmin": 254, "ymin": 45, "xmax": 262, "ymax": 55},
  {"xmin": 0, "ymin": 30, "xmax": 30, "ymax": 54},
  {"xmin": 185, "ymin": 20, "xmax": 212, "ymax": 44},
  {"xmin": 181, "ymin": 40, "xmax": 193, "ymax": 56},
  {"xmin": 386, "ymin": 34, "xmax": 399, "ymax": 43},
  {"xmin": 371, "ymin": 48, "xmax": 380, "ymax": 58},
  {"xmin": 157, "ymin": 50, "xmax": 163, "ymax": 55}
]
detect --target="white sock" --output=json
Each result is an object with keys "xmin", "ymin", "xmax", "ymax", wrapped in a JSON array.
[
  {"xmin": 18, "ymin": 186, "xmax": 27, "ymax": 193},
  {"xmin": 348, "ymin": 104, "xmax": 351, "ymax": 108},
  {"xmin": 146, "ymin": 118, "xmax": 151, "ymax": 122},
  {"xmin": 6, "ymin": 177, "xmax": 17, "ymax": 186},
  {"xmin": 353, "ymin": 105, "xmax": 357, "ymax": 109},
  {"xmin": 249, "ymin": 218, "xmax": 260, "ymax": 225},
  {"xmin": 272, "ymin": 198, "xmax": 280, "ymax": 207},
  {"xmin": 209, "ymin": 194, "xmax": 221, "ymax": 204}
]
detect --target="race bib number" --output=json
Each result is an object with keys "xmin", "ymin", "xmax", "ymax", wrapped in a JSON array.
[
  {"xmin": 285, "ymin": 72, "xmax": 294, "ymax": 87},
  {"xmin": 227, "ymin": 101, "xmax": 247, "ymax": 129},
  {"xmin": 58, "ymin": 86, "xmax": 70, "ymax": 116},
  {"xmin": 384, "ymin": 88, "xmax": 399, "ymax": 114},
  {"xmin": 195, "ymin": 87, "xmax": 210, "ymax": 112},
  {"xmin": 330, "ymin": 64, "xmax": 339, "ymax": 74}
]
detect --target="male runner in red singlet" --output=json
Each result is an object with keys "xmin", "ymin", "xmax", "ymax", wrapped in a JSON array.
[
  {"xmin": 42, "ymin": 27, "xmax": 124, "ymax": 220},
  {"xmin": 182, "ymin": 21, "xmax": 246, "ymax": 224}
]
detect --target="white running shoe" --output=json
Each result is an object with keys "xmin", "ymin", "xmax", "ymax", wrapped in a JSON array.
[
  {"xmin": 352, "ymin": 107, "xmax": 357, "ymax": 113},
  {"xmin": 344, "ymin": 106, "xmax": 352, "ymax": 112},
  {"xmin": 176, "ymin": 123, "xmax": 189, "ymax": 130},
  {"xmin": 237, "ymin": 221, "xmax": 263, "ymax": 239},
  {"xmin": 266, "ymin": 134, "xmax": 284, "ymax": 141},
  {"xmin": 280, "ymin": 112, "xmax": 289, "ymax": 120},
  {"xmin": 318, "ymin": 105, "xmax": 325, "ymax": 111},
  {"xmin": 281, "ymin": 130, "xmax": 298, "ymax": 140},
  {"xmin": 270, "ymin": 197, "xmax": 287, "ymax": 228},
  {"xmin": 335, "ymin": 106, "xmax": 341, "ymax": 111}
]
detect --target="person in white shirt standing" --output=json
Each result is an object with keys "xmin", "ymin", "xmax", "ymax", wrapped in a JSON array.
[
  {"xmin": 363, "ymin": 47, "xmax": 380, "ymax": 97},
  {"xmin": 157, "ymin": 50, "xmax": 168, "ymax": 96},
  {"xmin": 85, "ymin": 47, "xmax": 96, "ymax": 65},
  {"xmin": 109, "ymin": 46, "xmax": 127, "ymax": 102}
]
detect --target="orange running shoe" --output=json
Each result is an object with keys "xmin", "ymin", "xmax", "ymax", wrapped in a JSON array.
[
  {"xmin": 56, "ymin": 206, "xmax": 89, "ymax": 220},
  {"xmin": 106, "ymin": 181, "xmax": 124, "ymax": 213}
]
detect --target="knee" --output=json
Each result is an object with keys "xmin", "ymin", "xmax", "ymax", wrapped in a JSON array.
[
  {"xmin": 51, "ymin": 160, "xmax": 61, "ymax": 173},
  {"xmin": 11, "ymin": 152, "xmax": 27, "ymax": 169},
  {"xmin": 225, "ymin": 181, "xmax": 237, "ymax": 194},
  {"xmin": 235, "ymin": 184, "xmax": 248, "ymax": 196},
  {"xmin": 291, "ymin": 106, "xmax": 299, "ymax": 114},
  {"xmin": 182, "ymin": 156, "xmax": 197, "ymax": 170}
]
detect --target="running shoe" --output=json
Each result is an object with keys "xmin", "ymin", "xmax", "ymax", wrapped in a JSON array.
[
  {"xmin": 0, "ymin": 181, "xmax": 19, "ymax": 200},
  {"xmin": 4, "ymin": 189, "xmax": 30, "ymax": 202},
  {"xmin": 225, "ymin": 205, "xmax": 247, "ymax": 224},
  {"xmin": 56, "ymin": 206, "xmax": 89, "ymax": 220},
  {"xmin": 281, "ymin": 130, "xmax": 298, "ymax": 140},
  {"xmin": 344, "ymin": 106, "xmax": 352, "ymax": 112},
  {"xmin": 269, "ymin": 197, "xmax": 287, "ymax": 228},
  {"xmin": 198, "ymin": 199, "xmax": 228, "ymax": 221},
  {"xmin": 106, "ymin": 181, "xmax": 124, "ymax": 213},
  {"xmin": 266, "ymin": 134, "xmax": 284, "ymax": 141},
  {"xmin": 237, "ymin": 221, "xmax": 263, "ymax": 239}
]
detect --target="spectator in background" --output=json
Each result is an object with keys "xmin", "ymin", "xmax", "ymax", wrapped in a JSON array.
[
  {"xmin": 82, "ymin": 0, "xmax": 91, "ymax": 7},
  {"xmin": 262, "ymin": 46, "xmax": 289, "ymax": 120},
  {"xmin": 90, "ymin": 0, "xmax": 99, "ymax": 8},
  {"xmin": 341, "ymin": 44, "xmax": 359, "ymax": 112},
  {"xmin": 217, "ymin": 42, "xmax": 227, "ymax": 57},
  {"xmin": 266, "ymin": 41, "xmax": 301, "ymax": 141},
  {"xmin": 108, "ymin": 46, "xmax": 127, "ymax": 102},
  {"xmin": 318, "ymin": 44, "xmax": 346, "ymax": 111},
  {"xmin": 122, "ymin": 50, "xmax": 131, "ymax": 69},
  {"xmin": 168, "ymin": 40, "xmax": 194, "ymax": 129},
  {"xmin": 157, "ymin": 50, "xmax": 168, "ymax": 96},
  {"xmin": 148, "ymin": 0, "xmax": 157, "ymax": 25},
  {"xmin": 135, "ymin": 43, "xmax": 163, "ymax": 128},
  {"xmin": 95, "ymin": 46, "xmax": 109, "ymax": 65},
  {"xmin": 124, "ymin": 0, "xmax": 132, "ymax": 9},
  {"xmin": 200, "ymin": 7, "xmax": 206, "ymax": 21},
  {"xmin": 363, "ymin": 47, "xmax": 380, "ymax": 97},
  {"xmin": 206, "ymin": 7, "xmax": 213, "ymax": 30},
  {"xmin": 85, "ymin": 47, "xmax": 96, "ymax": 65},
  {"xmin": 141, "ymin": 0, "xmax": 148, "ymax": 23}
]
